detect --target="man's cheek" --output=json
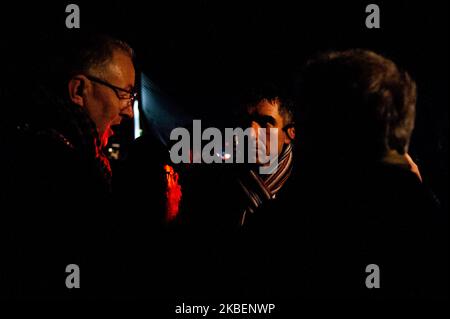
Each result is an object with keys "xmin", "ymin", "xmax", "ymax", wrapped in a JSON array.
[
  {"xmin": 111, "ymin": 116, "xmax": 121, "ymax": 126},
  {"xmin": 110, "ymin": 109, "xmax": 122, "ymax": 125}
]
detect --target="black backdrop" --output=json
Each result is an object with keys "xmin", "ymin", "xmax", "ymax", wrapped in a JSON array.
[{"xmin": 2, "ymin": 0, "xmax": 448, "ymax": 209}]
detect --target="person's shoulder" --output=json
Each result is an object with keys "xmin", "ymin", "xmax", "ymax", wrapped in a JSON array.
[
  {"xmin": 16, "ymin": 123, "xmax": 77, "ymax": 157},
  {"xmin": 3, "ymin": 122, "xmax": 85, "ymax": 184},
  {"xmin": 373, "ymin": 163, "xmax": 428, "ymax": 197}
]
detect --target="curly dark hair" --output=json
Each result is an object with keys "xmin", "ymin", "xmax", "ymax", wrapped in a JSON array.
[{"xmin": 240, "ymin": 80, "xmax": 296, "ymax": 126}]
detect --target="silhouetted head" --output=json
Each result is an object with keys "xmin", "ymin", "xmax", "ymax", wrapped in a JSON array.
[{"xmin": 298, "ymin": 49, "xmax": 416, "ymax": 162}]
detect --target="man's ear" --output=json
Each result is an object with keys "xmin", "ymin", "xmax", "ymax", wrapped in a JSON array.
[
  {"xmin": 284, "ymin": 126, "xmax": 296, "ymax": 144},
  {"xmin": 68, "ymin": 75, "xmax": 87, "ymax": 107}
]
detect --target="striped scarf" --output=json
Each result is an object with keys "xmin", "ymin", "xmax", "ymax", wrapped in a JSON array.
[{"xmin": 238, "ymin": 143, "xmax": 294, "ymax": 226}]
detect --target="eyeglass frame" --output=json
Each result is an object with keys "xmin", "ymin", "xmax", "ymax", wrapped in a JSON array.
[{"xmin": 85, "ymin": 75, "xmax": 137, "ymax": 104}]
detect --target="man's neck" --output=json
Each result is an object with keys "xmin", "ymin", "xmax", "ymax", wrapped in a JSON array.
[{"xmin": 381, "ymin": 150, "xmax": 410, "ymax": 169}]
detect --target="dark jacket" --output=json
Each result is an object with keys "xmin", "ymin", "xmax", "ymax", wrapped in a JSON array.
[
  {"xmin": 178, "ymin": 151, "xmax": 447, "ymax": 299},
  {"xmin": 0, "ymin": 87, "xmax": 116, "ymax": 298},
  {"xmin": 293, "ymin": 154, "xmax": 447, "ymax": 298}
]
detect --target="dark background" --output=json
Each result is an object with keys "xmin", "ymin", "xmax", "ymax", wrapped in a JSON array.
[{"xmin": 2, "ymin": 0, "xmax": 448, "ymax": 209}]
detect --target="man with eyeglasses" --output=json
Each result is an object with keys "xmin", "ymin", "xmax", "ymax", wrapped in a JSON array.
[
  {"xmin": 0, "ymin": 33, "xmax": 137, "ymax": 298},
  {"xmin": 67, "ymin": 44, "xmax": 136, "ymax": 155}
]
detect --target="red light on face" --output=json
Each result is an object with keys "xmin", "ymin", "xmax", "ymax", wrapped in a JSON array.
[{"xmin": 164, "ymin": 164, "xmax": 182, "ymax": 222}]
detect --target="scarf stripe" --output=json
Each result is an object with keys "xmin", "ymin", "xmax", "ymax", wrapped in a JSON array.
[{"xmin": 239, "ymin": 143, "xmax": 294, "ymax": 225}]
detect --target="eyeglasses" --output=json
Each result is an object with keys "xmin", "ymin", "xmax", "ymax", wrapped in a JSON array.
[{"xmin": 85, "ymin": 75, "xmax": 137, "ymax": 104}]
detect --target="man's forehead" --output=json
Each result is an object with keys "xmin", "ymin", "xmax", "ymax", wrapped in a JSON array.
[{"xmin": 106, "ymin": 50, "xmax": 135, "ymax": 85}]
